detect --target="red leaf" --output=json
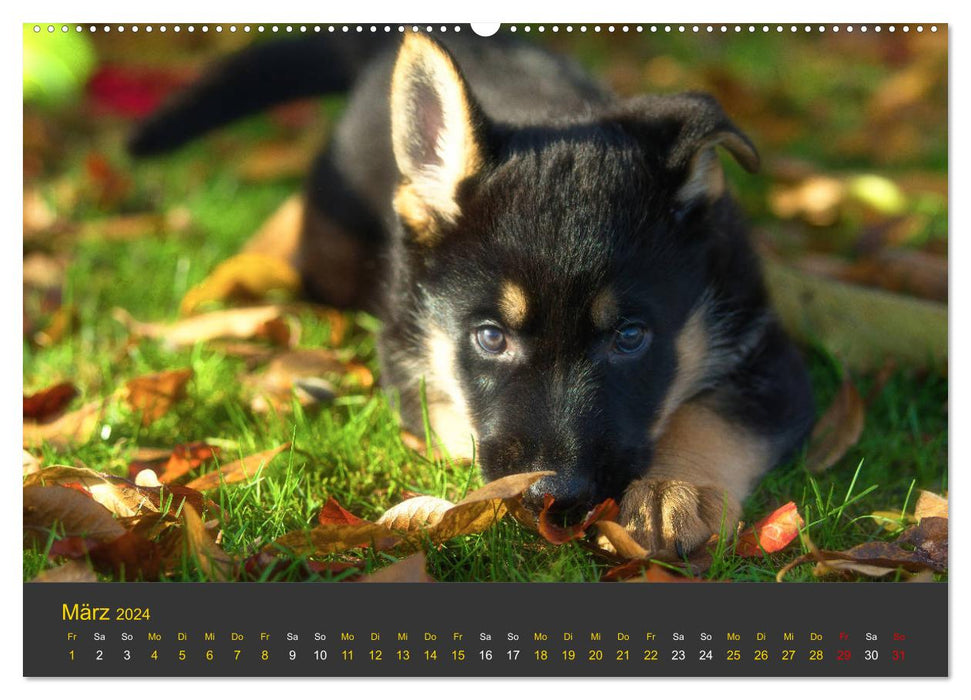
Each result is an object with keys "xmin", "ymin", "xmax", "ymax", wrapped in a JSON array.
[
  {"xmin": 23, "ymin": 382, "xmax": 78, "ymax": 421},
  {"xmin": 318, "ymin": 496, "xmax": 368, "ymax": 526},
  {"xmin": 537, "ymin": 496, "xmax": 620, "ymax": 545},
  {"xmin": 734, "ymin": 502, "xmax": 805, "ymax": 557}
]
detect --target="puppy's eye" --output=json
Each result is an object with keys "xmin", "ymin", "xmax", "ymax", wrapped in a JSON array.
[
  {"xmin": 612, "ymin": 323, "xmax": 651, "ymax": 355},
  {"xmin": 475, "ymin": 325, "xmax": 507, "ymax": 354}
]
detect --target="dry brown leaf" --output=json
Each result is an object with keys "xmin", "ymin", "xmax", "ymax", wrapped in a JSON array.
[
  {"xmin": 181, "ymin": 505, "xmax": 233, "ymax": 581},
  {"xmin": 778, "ymin": 518, "xmax": 947, "ymax": 581},
  {"xmin": 425, "ymin": 500, "xmax": 508, "ymax": 543},
  {"xmin": 376, "ymin": 496, "xmax": 455, "ymax": 531},
  {"xmin": 272, "ymin": 523, "xmax": 402, "ymax": 557},
  {"xmin": 360, "ymin": 552, "xmax": 435, "ymax": 583},
  {"xmin": 34, "ymin": 304, "xmax": 78, "ymax": 347},
  {"xmin": 594, "ymin": 521, "xmax": 650, "ymax": 560},
  {"xmin": 456, "ymin": 471, "xmax": 554, "ymax": 505},
  {"xmin": 33, "ymin": 560, "xmax": 98, "ymax": 583},
  {"xmin": 915, "ymin": 490, "xmax": 948, "ymax": 521},
  {"xmin": 180, "ymin": 253, "xmax": 301, "ymax": 315},
  {"xmin": 114, "ymin": 305, "xmax": 296, "ymax": 348},
  {"xmin": 23, "ymin": 382, "xmax": 78, "ymax": 421},
  {"xmin": 23, "ymin": 399, "xmax": 105, "ymax": 449},
  {"xmin": 185, "ymin": 443, "xmax": 291, "ymax": 491},
  {"xmin": 538, "ymin": 496, "xmax": 620, "ymax": 545},
  {"xmin": 24, "ymin": 465, "xmax": 159, "ymax": 517},
  {"xmin": 25, "ymin": 465, "xmax": 216, "ymax": 519},
  {"xmin": 124, "ymin": 368, "xmax": 193, "ymax": 426},
  {"xmin": 24, "ymin": 484, "xmax": 126, "ymax": 543},
  {"xmin": 805, "ymin": 375, "xmax": 865, "ymax": 473}
]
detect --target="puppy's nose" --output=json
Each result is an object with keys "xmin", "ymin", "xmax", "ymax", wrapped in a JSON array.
[{"xmin": 522, "ymin": 473, "xmax": 592, "ymax": 521}]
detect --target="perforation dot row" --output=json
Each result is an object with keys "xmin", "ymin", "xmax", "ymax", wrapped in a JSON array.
[{"xmin": 31, "ymin": 24, "xmax": 940, "ymax": 35}]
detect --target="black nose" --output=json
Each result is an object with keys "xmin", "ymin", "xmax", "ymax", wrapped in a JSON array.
[{"xmin": 522, "ymin": 473, "xmax": 592, "ymax": 521}]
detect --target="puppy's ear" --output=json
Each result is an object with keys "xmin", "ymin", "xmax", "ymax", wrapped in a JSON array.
[
  {"xmin": 630, "ymin": 93, "xmax": 759, "ymax": 205},
  {"xmin": 390, "ymin": 33, "xmax": 487, "ymax": 243}
]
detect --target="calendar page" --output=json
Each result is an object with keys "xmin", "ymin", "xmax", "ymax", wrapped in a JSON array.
[{"xmin": 22, "ymin": 21, "xmax": 948, "ymax": 678}]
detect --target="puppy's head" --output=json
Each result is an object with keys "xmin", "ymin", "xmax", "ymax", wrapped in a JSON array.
[{"xmin": 390, "ymin": 34, "xmax": 760, "ymax": 517}]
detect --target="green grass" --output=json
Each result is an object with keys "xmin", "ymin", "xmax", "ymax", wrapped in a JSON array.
[{"xmin": 23, "ymin": 32, "xmax": 947, "ymax": 583}]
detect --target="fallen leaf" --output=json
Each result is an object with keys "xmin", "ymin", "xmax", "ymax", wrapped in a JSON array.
[
  {"xmin": 24, "ymin": 484, "xmax": 126, "ymax": 543},
  {"xmin": 86, "ymin": 531, "xmax": 163, "ymax": 581},
  {"xmin": 180, "ymin": 505, "xmax": 233, "ymax": 581},
  {"xmin": 896, "ymin": 516, "xmax": 947, "ymax": 570},
  {"xmin": 420, "ymin": 472, "xmax": 558, "ymax": 544},
  {"xmin": 456, "ymin": 471, "xmax": 555, "ymax": 505},
  {"xmin": 538, "ymin": 496, "xmax": 620, "ymax": 545},
  {"xmin": 124, "ymin": 368, "xmax": 192, "ymax": 426},
  {"xmin": 127, "ymin": 441, "xmax": 220, "ymax": 484},
  {"xmin": 272, "ymin": 524, "xmax": 402, "ymax": 557},
  {"xmin": 376, "ymin": 496, "xmax": 455, "ymax": 531},
  {"xmin": 914, "ymin": 490, "xmax": 948, "ymax": 521},
  {"xmin": 33, "ymin": 560, "xmax": 98, "ymax": 582},
  {"xmin": 360, "ymin": 552, "xmax": 435, "ymax": 583},
  {"xmin": 273, "ymin": 472, "xmax": 551, "ymax": 557},
  {"xmin": 23, "ymin": 382, "xmax": 78, "ymax": 420},
  {"xmin": 180, "ymin": 253, "xmax": 301, "ymax": 315},
  {"xmin": 185, "ymin": 443, "xmax": 291, "ymax": 491},
  {"xmin": 23, "ymin": 399, "xmax": 105, "ymax": 449},
  {"xmin": 114, "ymin": 305, "xmax": 297, "ymax": 348},
  {"xmin": 594, "ymin": 521, "xmax": 650, "ymax": 560},
  {"xmin": 25, "ymin": 465, "xmax": 215, "ymax": 518},
  {"xmin": 778, "ymin": 517, "xmax": 948, "ymax": 581},
  {"xmin": 424, "ymin": 499, "xmax": 508, "ymax": 543},
  {"xmin": 318, "ymin": 496, "xmax": 368, "ymax": 526},
  {"xmin": 805, "ymin": 375, "xmax": 865, "ymax": 473},
  {"xmin": 734, "ymin": 502, "xmax": 805, "ymax": 557}
]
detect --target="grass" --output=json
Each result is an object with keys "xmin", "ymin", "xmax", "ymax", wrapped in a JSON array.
[{"xmin": 23, "ymin": 32, "xmax": 947, "ymax": 583}]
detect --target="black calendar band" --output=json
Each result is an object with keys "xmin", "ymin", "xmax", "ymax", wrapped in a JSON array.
[{"xmin": 24, "ymin": 582, "xmax": 947, "ymax": 677}]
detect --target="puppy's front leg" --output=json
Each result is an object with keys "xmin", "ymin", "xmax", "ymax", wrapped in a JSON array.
[
  {"xmin": 619, "ymin": 319, "xmax": 814, "ymax": 555},
  {"xmin": 618, "ymin": 400, "xmax": 772, "ymax": 556}
]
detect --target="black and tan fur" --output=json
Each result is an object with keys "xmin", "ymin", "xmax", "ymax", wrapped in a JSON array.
[{"xmin": 131, "ymin": 32, "xmax": 815, "ymax": 554}]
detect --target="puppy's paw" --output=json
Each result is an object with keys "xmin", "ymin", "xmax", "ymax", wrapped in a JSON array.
[{"xmin": 618, "ymin": 478, "xmax": 741, "ymax": 556}]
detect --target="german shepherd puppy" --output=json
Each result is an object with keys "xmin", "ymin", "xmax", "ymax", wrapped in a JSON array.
[{"xmin": 131, "ymin": 31, "xmax": 815, "ymax": 555}]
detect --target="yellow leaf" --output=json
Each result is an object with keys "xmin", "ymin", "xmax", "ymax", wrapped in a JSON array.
[{"xmin": 180, "ymin": 253, "xmax": 301, "ymax": 315}]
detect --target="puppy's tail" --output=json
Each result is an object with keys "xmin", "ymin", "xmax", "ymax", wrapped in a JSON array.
[{"xmin": 128, "ymin": 35, "xmax": 388, "ymax": 157}]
